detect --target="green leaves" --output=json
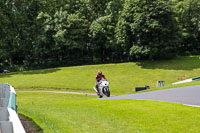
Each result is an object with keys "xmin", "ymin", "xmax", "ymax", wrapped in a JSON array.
[
  {"xmin": 175, "ymin": 0, "xmax": 200, "ymax": 53},
  {"xmin": 0, "ymin": 0, "xmax": 200, "ymax": 70},
  {"xmin": 116, "ymin": 0, "xmax": 179, "ymax": 59}
]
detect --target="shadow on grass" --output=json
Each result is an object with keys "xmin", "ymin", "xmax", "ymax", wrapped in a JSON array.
[
  {"xmin": 136, "ymin": 56, "xmax": 200, "ymax": 70},
  {"xmin": 19, "ymin": 113, "xmax": 43, "ymax": 133},
  {"xmin": 0, "ymin": 68, "xmax": 61, "ymax": 78}
]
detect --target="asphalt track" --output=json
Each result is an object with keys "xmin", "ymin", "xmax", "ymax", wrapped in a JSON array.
[
  {"xmin": 102, "ymin": 85, "xmax": 200, "ymax": 107},
  {"xmin": 18, "ymin": 85, "xmax": 200, "ymax": 107}
]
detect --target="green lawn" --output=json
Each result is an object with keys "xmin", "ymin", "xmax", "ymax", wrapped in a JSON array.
[
  {"xmin": 2, "ymin": 55, "xmax": 200, "ymax": 133},
  {"xmin": 17, "ymin": 92, "xmax": 200, "ymax": 133},
  {"xmin": 1, "ymin": 56, "xmax": 200, "ymax": 95}
]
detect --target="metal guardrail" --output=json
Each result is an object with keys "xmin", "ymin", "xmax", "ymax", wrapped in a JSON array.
[{"xmin": 0, "ymin": 83, "xmax": 26, "ymax": 133}]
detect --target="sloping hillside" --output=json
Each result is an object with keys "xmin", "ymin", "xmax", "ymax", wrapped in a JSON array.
[{"xmin": 0, "ymin": 56, "xmax": 200, "ymax": 94}]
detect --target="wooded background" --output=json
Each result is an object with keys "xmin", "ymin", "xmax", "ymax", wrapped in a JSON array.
[{"xmin": 0, "ymin": 0, "xmax": 199, "ymax": 70}]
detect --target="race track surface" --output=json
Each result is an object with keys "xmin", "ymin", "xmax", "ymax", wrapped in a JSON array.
[{"xmin": 102, "ymin": 85, "xmax": 200, "ymax": 107}]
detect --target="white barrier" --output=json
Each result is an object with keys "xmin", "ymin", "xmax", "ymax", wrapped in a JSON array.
[{"xmin": 0, "ymin": 83, "xmax": 26, "ymax": 133}]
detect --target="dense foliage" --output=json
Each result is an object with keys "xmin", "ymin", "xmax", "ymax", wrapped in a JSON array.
[{"xmin": 0, "ymin": 0, "xmax": 199, "ymax": 70}]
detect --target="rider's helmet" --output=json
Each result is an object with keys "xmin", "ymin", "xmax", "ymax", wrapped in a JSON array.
[{"xmin": 98, "ymin": 71, "xmax": 102, "ymax": 75}]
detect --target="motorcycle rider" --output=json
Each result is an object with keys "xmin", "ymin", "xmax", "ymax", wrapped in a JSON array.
[{"xmin": 95, "ymin": 71, "xmax": 106, "ymax": 95}]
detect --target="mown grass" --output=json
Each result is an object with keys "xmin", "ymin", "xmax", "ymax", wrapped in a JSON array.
[
  {"xmin": 5, "ymin": 56, "xmax": 200, "ymax": 132},
  {"xmin": 17, "ymin": 92, "xmax": 200, "ymax": 133},
  {"xmin": 1, "ymin": 56, "xmax": 200, "ymax": 95}
]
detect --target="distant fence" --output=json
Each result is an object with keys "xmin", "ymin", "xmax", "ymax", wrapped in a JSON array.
[{"xmin": 0, "ymin": 83, "xmax": 25, "ymax": 133}]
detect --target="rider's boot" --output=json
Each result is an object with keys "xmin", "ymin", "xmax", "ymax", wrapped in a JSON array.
[{"xmin": 96, "ymin": 87, "xmax": 100, "ymax": 96}]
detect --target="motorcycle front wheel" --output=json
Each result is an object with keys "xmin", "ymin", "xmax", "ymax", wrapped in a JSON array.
[{"xmin": 106, "ymin": 89, "xmax": 110, "ymax": 97}]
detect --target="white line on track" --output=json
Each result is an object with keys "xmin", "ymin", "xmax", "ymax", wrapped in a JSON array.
[
  {"xmin": 131, "ymin": 99, "xmax": 200, "ymax": 108},
  {"xmin": 183, "ymin": 104, "xmax": 200, "ymax": 108}
]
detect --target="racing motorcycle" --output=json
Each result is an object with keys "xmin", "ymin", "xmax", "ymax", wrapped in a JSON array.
[{"xmin": 93, "ymin": 79, "xmax": 110, "ymax": 98}]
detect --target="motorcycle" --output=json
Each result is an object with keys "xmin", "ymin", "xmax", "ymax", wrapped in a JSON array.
[{"xmin": 93, "ymin": 79, "xmax": 110, "ymax": 98}]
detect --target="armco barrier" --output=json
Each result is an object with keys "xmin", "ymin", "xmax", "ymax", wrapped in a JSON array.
[{"xmin": 0, "ymin": 83, "xmax": 26, "ymax": 133}]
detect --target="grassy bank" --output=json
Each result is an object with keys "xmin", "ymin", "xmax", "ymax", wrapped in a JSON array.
[
  {"xmin": 1, "ymin": 56, "xmax": 200, "ymax": 94},
  {"xmin": 17, "ymin": 92, "xmax": 200, "ymax": 133}
]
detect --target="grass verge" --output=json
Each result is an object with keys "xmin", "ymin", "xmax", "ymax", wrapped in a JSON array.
[{"xmin": 17, "ymin": 92, "xmax": 200, "ymax": 133}]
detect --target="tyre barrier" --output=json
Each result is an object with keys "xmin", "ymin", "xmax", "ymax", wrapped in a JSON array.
[
  {"xmin": 135, "ymin": 85, "xmax": 150, "ymax": 92},
  {"xmin": 0, "ymin": 83, "xmax": 26, "ymax": 133}
]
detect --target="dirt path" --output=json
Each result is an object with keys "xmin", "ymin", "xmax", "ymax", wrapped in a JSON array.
[{"xmin": 17, "ymin": 91, "xmax": 97, "ymax": 95}]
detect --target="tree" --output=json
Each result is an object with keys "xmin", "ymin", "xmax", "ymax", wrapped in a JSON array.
[
  {"xmin": 89, "ymin": 0, "xmax": 124, "ymax": 62},
  {"xmin": 175, "ymin": 0, "xmax": 200, "ymax": 54},
  {"xmin": 116, "ymin": 0, "xmax": 179, "ymax": 60},
  {"xmin": 0, "ymin": 0, "xmax": 42, "ymax": 70},
  {"xmin": 36, "ymin": 0, "xmax": 91, "ymax": 66}
]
